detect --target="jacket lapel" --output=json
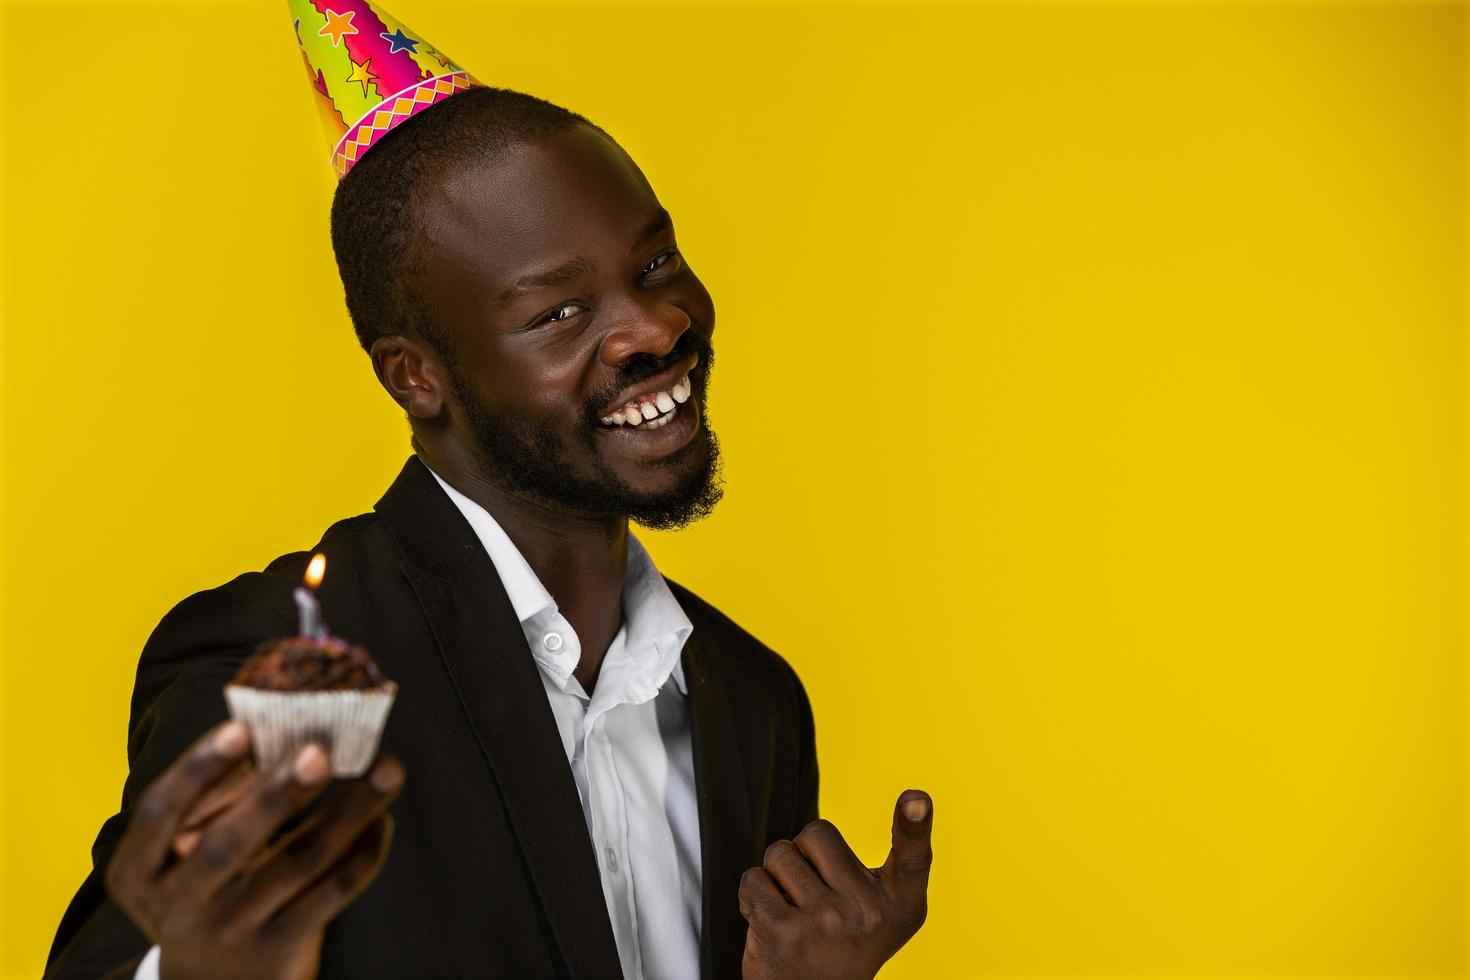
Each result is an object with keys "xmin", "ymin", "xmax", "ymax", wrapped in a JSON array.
[
  {"xmin": 681, "ymin": 623, "xmax": 755, "ymax": 980},
  {"xmin": 375, "ymin": 456, "xmax": 622, "ymax": 979}
]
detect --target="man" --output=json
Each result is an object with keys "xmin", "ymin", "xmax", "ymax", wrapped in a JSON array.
[{"xmin": 45, "ymin": 3, "xmax": 934, "ymax": 977}]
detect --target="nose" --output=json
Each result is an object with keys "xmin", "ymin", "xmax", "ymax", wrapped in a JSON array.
[{"xmin": 598, "ymin": 296, "xmax": 691, "ymax": 368}]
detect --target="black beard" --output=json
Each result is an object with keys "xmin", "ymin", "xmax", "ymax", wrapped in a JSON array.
[{"xmin": 446, "ymin": 333, "xmax": 724, "ymax": 530}]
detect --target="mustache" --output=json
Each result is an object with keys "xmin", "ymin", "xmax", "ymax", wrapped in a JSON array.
[{"xmin": 581, "ymin": 331, "xmax": 713, "ymax": 424}]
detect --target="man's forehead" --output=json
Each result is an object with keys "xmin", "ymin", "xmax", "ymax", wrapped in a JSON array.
[{"xmin": 420, "ymin": 128, "xmax": 663, "ymax": 289}]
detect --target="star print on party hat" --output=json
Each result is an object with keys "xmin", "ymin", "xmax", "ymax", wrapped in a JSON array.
[{"xmin": 289, "ymin": 0, "xmax": 480, "ymax": 179}]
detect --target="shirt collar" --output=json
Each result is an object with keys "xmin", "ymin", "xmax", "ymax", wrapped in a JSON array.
[
  {"xmin": 621, "ymin": 533, "xmax": 693, "ymax": 696},
  {"xmin": 425, "ymin": 464, "xmax": 692, "ymax": 696},
  {"xmin": 427, "ymin": 467, "xmax": 557, "ymax": 625}
]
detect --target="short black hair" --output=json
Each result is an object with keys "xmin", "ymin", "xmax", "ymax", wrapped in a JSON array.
[{"xmin": 329, "ymin": 85, "xmax": 607, "ymax": 357}]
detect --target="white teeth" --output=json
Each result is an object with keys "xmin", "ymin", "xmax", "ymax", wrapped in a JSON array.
[
  {"xmin": 639, "ymin": 413, "xmax": 672, "ymax": 429},
  {"xmin": 602, "ymin": 378, "xmax": 692, "ymax": 429}
]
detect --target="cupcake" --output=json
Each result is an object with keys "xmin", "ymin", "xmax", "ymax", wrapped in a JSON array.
[{"xmin": 224, "ymin": 633, "xmax": 397, "ymax": 778}]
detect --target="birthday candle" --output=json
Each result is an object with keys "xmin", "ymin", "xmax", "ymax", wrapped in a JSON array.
[{"xmin": 292, "ymin": 552, "xmax": 329, "ymax": 640}]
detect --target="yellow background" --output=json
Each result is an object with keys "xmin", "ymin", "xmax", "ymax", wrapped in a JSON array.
[{"xmin": 2, "ymin": 1, "xmax": 1466, "ymax": 977}]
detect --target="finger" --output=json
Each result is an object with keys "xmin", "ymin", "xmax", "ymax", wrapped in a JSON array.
[
  {"xmin": 228, "ymin": 755, "xmax": 404, "ymax": 925},
  {"xmin": 109, "ymin": 721, "xmax": 253, "ymax": 887},
  {"xmin": 878, "ymin": 789, "xmax": 933, "ymax": 907},
  {"xmin": 248, "ymin": 755, "xmax": 403, "ymax": 880},
  {"xmin": 181, "ymin": 763, "xmax": 261, "ymax": 831},
  {"xmin": 162, "ymin": 743, "xmax": 333, "ymax": 901},
  {"xmin": 761, "ymin": 839, "xmax": 828, "ymax": 907},
  {"xmin": 260, "ymin": 814, "xmax": 394, "ymax": 945},
  {"xmin": 172, "ymin": 829, "xmax": 202, "ymax": 860},
  {"xmin": 173, "ymin": 766, "xmax": 265, "ymax": 858},
  {"xmin": 737, "ymin": 867, "xmax": 792, "ymax": 923},
  {"xmin": 793, "ymin": 819, "xmax": 873, "ymax": 894}
]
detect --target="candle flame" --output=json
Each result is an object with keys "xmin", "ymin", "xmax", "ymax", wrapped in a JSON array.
[{"xmin": 305, "ymin": 553, "xmax": 327, "ymax": 589}]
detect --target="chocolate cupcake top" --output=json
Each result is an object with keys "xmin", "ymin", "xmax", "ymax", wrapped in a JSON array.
[{"xmin": 231, "ymin": 635, "xmax": 387, "ymax": 692}]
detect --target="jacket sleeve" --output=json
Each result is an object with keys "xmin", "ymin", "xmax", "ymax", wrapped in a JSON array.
[
  {"xmin": 45, "ymin": 580, "xmax": 295, "ymax": 979},
  {"xmin": 792, "ymin": 668, "xmax": 820, "ymax": 829}
]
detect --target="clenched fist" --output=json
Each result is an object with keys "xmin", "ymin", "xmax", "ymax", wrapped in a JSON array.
[{"xmin": 739, "ymin": 790, "xmax": 933, "ymax": 980}]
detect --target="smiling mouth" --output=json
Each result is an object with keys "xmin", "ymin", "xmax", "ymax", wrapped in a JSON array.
[{"xmin": 598, "ymin": 370, "xmax": 694, "ymax": 431}]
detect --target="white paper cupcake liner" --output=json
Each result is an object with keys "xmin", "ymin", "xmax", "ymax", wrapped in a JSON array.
[{"xmin": 224, "ymin": 682, "xmax": 397, "ymax": 778}]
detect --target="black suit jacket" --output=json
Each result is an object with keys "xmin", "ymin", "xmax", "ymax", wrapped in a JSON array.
[{"xmin": 47, "ymin": 455, "xmax": 818, "ymax": 979}]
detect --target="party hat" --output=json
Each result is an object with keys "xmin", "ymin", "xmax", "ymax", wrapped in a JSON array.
[{"xmin": 289, "ymin": 0, "xmax": 480, "ymax": 179}]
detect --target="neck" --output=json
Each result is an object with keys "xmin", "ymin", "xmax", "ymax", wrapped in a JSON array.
[{"xmin": 419, "ymin": 442, "xmax": 629, "ymax": 692}]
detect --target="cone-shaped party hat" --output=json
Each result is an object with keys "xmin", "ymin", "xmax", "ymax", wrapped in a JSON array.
[{"xmin": 289, "ymin": 0, "xmax": 480, "ymax": 179}]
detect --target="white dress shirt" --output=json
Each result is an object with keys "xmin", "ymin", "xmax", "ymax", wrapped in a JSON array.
[{"xmin": 137, "ymin": 469, "xmax": 702, "ymax": 980}]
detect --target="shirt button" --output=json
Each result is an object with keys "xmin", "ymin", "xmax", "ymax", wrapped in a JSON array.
[
  {"xmin": 542, "ymin": 631, "xmax": 564, "ymax": 652},
  {"xmin": 605, "ymin": 847, "xmax": 619, "ymax": 872}
]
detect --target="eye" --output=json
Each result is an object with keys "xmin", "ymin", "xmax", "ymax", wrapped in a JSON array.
[
  {"xmin": 642, "ymin": 249, "xmax": 683, "ymax": 278},
  {"xmin": 537, "ymin": 303, "xmax": 583, "ymax": 326}
]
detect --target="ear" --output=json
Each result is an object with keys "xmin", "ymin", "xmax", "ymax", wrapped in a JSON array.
[{"xmin": 369, "ymin": 334, "xmax": 449, "ymax": 420}]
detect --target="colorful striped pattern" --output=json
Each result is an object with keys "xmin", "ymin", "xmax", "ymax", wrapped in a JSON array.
[
  {"xmin": 333, "ymin": 72, "xmax": 473, "ymax": 176},
  {"xmin": 289, "ymin": 0, "xmax": 480, "ymax": 179}
]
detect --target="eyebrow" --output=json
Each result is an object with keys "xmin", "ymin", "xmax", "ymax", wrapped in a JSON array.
[
  {"xmin": 497, "ymin": 209, "xmax": 673, "ymax": 302},
  {"xmin": 631, "ymin": 208, "xmax": 672, "ymax": 251}
]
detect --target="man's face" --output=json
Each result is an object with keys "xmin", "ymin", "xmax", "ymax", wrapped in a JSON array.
[{"xmin": 414, "ymin": 124, "xmax": 721, "ymax": 529}]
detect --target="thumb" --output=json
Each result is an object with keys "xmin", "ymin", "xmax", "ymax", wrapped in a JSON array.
[{"xmin": 879, "ymin": 789, "xmax": 933, "ymax": 908}]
